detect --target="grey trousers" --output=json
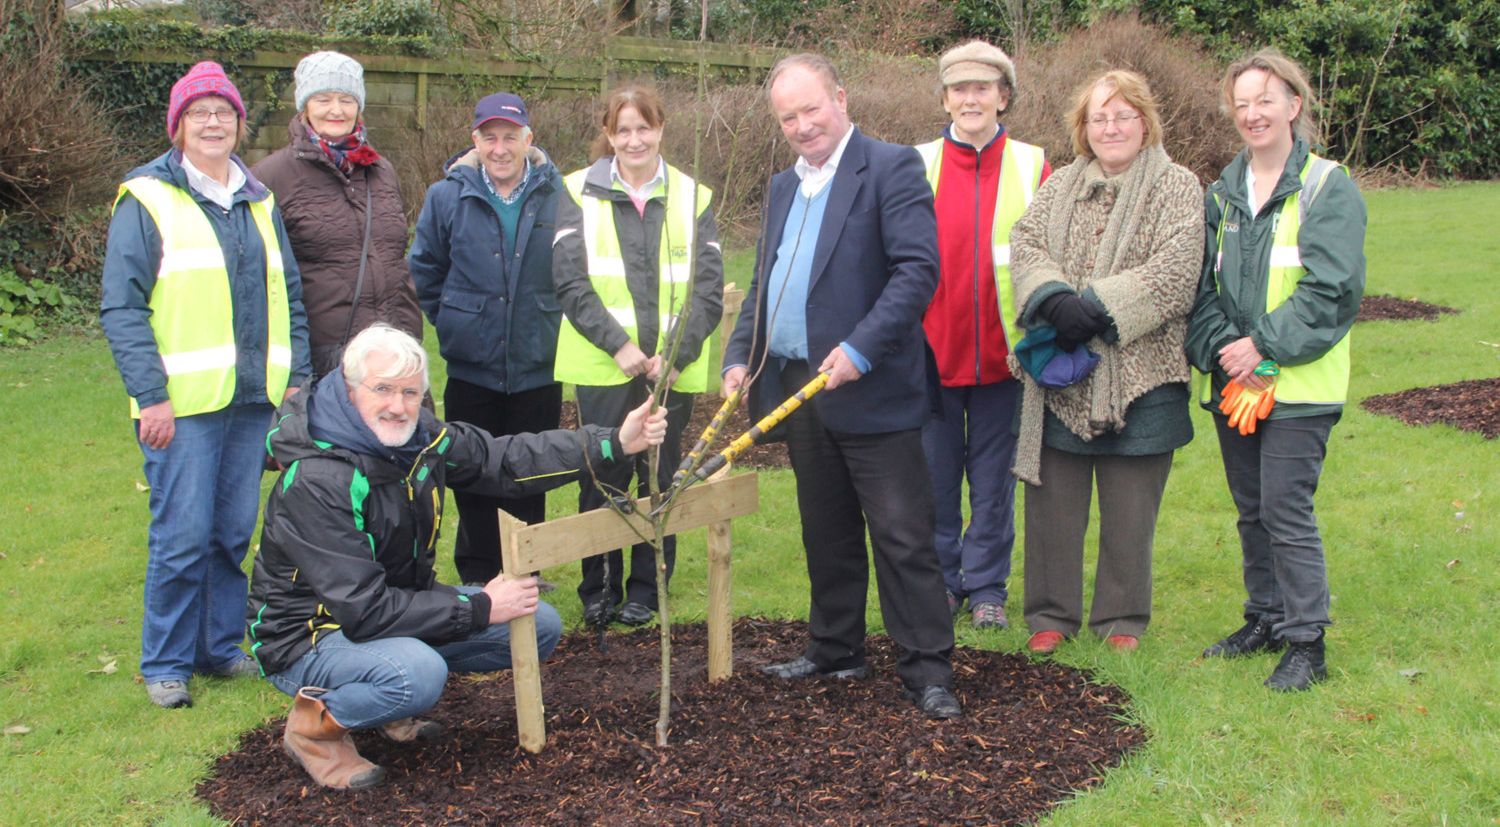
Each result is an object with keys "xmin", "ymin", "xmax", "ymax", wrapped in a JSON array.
[
  {"xmin": 1023, "ymin": 447, "xmax": 1174, "ymax": 638},
  {"xmin": 1213, "ymin": 412, "xmax": 1338, "ymax": 643}
]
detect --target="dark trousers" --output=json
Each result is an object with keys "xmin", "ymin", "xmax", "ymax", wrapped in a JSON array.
[
  {"xmin": 1214, "ymin": 412, "xmax": 1338, "ymax": 643},
  {"xmin": 921, "ymin": 380, "xmax": 1020, "ymax": 607},
  {"xmin": 443, "ymin": 378, "xmax": 563, "ymax": 584},
  {"xmin": 1022, "ymin": 447, "xmax": 1174, "ymax": 638},
  {"xmin": 780, "ymin": 361, "xmax": 954, "ymax": 689},
  {"xmin": 575, "ymin": 378, "xmax": 693, "ymax": 610}
]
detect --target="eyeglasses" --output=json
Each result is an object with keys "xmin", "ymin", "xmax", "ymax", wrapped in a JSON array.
[
  {"xmin": 1087, "ymin": 112, "xmax": 1142, "ymax": 129},
  {"xmin": 184, "ymin": 108, "xmax": 239, "ymax": 124},
  {"xmin": 360, "ymin": 381, "xmax": 424, "ymax": 403}
]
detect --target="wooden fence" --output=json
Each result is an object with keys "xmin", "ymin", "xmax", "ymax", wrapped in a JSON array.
[{"xmin": 79, "ymin": 36, "xmax": 779, "ymax": 163}]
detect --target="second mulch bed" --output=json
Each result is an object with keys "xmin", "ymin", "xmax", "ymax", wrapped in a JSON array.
[
  {"xmin": 199, "ymin": 619, "xmax": 1144, "ymax": 825},
  {"xmin": 1362, "ymin": 377, "xmax": 1500, "ymax": 439},
  {"xmin": 1356, "ymin": 294, "xmax": 1459, "ymax": 323}
]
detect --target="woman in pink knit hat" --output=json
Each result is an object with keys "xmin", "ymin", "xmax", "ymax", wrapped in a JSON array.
[{"xmin": 100, "ymin": 61, "xmax": 313, "ymax": 709}]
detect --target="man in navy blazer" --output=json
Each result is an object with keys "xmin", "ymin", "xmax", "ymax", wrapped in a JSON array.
[{"xmin": 722, "ymin": 54, "xmax": 960, "ymax": 719}]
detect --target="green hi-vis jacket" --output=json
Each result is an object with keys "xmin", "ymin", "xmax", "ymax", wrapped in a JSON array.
[
  {"xmin": 246, "ymin": 380, "xmax": 622, "ymax": 676},
  {"xmin": 1186, "ymin": 138, "xmax": 1367, "ymax": 419}
]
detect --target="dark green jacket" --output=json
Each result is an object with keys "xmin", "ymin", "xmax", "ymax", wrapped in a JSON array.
[
  {"xmin": 246, "ymin": 380, "xmax": 623, "ymax": 676},
  {"xmin": 1185, "ymin": 139, "xmax": 1366, "ymax": 419}
]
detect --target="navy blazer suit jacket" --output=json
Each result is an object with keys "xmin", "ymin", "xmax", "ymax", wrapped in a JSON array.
[{"xmin": 725, "ymin": 127, "xmax": 940, "ymax": 435}]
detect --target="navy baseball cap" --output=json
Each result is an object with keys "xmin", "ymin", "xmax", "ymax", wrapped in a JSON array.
[{"xmin": 472, "ymin": 92, "xmax": 529, "ymax": 129}]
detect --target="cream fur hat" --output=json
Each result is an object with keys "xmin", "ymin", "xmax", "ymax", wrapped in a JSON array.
[{"xmin": 938, "ymin": 41, "xmax": 1017, "ymax": 92}]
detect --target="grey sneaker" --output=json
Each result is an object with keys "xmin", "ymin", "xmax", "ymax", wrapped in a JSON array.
[
  {"xmin": 146, "ymin": 679, "xmax": 192, "ymax": 709},
  {"xmin": 205, "ymin": 655, "xmax": 259, "ymax": 678},
  {"xmin": 971, "ymin": 602, "xmax": 1008, "ymax": 630}
]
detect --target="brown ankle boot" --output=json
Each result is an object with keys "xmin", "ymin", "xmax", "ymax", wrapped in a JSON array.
[
  {"xmin": 379, "ymin": 716, "xmax": 444, "ymax": 743},
  {"xmin": 283, "ymin": 687, "xmax": 384, "ymax": 790}
]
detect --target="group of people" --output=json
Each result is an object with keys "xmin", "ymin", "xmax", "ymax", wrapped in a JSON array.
[{"xmin": 100, "ymin": 38, "xmax": 1363, "ymax": 790}]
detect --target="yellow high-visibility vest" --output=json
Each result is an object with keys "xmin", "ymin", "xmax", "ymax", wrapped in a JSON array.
[
  {"xmin": 915, "ymin": 135, "xmax": 1045, "ymax": 352},
  {"xmin": 115, "ymin": 176, "xmax": 293, "ymax": 417},
  {"xmin": 553, "ymin": 163, "xmax": 714, "ymax": 392},
  {"xmin": 1200, "ymin": 154, "xmax": 1348, "ymax": 405}
]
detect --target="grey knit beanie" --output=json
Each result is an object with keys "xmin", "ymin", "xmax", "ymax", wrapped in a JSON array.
[{"xmin": 295, "ymin": 51, "xmax": 366, "ymax": 112}]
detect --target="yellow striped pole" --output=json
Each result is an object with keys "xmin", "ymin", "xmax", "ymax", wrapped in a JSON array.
[
  {"xmin": 672, "ymin": 388, "xmax": 743, "ymax": 485},
  {"xmin": 691, "ymin": 373, "xmax": 828, "ymax": 481}
]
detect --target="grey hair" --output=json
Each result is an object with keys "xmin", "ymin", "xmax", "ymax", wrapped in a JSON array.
[
  {"xmin": 766, "ymin": 53, "xmax": 843, "ymax": 99},
  {"xmin": 472, "ymin": 124, "xmax": 533, "ymax": 140},
  {"xmin": 342, "ymin": 323, "xmax": 428, "ymax": 390}
]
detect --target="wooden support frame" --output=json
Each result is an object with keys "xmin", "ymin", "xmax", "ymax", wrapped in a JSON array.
[{"xmin": 499, "ymin": 471, "xmax": 757, "ymax": 753}]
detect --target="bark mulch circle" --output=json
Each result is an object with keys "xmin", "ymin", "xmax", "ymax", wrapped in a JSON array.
[
  {"xmin": 561, "ymin": 394, "xmax": 790, "ymax": 469},
  {"xmin": 1361, "ymin": 377, "xmax": 1500, "ymax": 439},
  {"xmin": 1356, "ymin": 294, "xmax": 1459, "ymax": 322},
  {"xmin": 199, "ymin": 619, "xmax": 1143, "ymax": 825}
]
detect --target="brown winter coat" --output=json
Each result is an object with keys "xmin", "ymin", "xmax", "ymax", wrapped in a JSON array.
[{"xmin": 253, "ymin": 118, "xmax": 421, "ymax": 375}]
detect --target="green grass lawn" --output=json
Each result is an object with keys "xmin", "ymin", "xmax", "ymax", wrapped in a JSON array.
[{"xmin": 2, "ymin": 183, "xmax": 1497, "ymax": 825}]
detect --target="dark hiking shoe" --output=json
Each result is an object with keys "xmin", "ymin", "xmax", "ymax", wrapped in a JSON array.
[
  {"xmin": 970, "ymin": 602, "xmax": 1008, "ymax": 630},
  {"xmin": 1265, "ymin": 635, "xmax": 1327, "ymax": 692},
  {"xmin": 946, "ymin": 590, "xmax": 963, "ymax": 618},
  {"xmin": 1203, "ymin": 617, "xmax": 1286, "ymax": 658},
  {"xmin": 904, "ymin": 685, "xmax": 962, "ymax": 719}
]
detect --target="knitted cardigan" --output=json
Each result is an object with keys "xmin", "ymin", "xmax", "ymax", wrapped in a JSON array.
[{"xmin": 1008, "ymin": 145, "xmax": 1203, "ymax": 485}]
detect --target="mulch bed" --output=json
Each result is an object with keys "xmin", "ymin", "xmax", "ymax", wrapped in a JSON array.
[
  {"xmin": 561, "ymin": 394, "xmax": 790, "ymax": 469},
  {"xmin": 1356, "ymin": 294, "xmax": 1459, "ymax": 322},
  {"xmin": 199, "ymin": 619, "xmax": 1143, "ymax": 825},
  {"xmin": 1361, "ymin": 378, "xmax": 1500, "ymax": 439}
]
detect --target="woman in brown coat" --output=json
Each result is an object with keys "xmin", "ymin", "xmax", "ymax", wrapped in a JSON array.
[
  {"xmin": 1009, "ymin": 70, "xmax": 1203, "ymax": 654},
  {"xmin": 253, "ymin": 51, "xmax": 421, "ymax": 376}
]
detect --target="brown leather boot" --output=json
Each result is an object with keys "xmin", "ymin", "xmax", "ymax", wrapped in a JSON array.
[
  {"xmin": 283, "ymin": 687, "xmax": 384, "ymax": 790},
  {"xmin": 379, "ymin": 716, "xmax": 444, "ymax": 743}
]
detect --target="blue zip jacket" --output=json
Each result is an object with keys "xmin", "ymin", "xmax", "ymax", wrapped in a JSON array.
[
  {"xmin": 100, "ymin": 149, "xmax": 313, "ymax": 410},
  {"xmin": 409, "ymin": 145, "xmax": 563, "ymax": 394}
]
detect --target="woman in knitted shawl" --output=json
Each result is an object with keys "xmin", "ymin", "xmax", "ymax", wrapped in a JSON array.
[{"xmin": 1008, "ymin": 70, "xmax": 1203, "ymax": 654}]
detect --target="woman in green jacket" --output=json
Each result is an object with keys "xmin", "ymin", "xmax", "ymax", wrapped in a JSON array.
[{"xmin": 1186, "ymin": 49, "xmax": 1366, "ymax": 692}]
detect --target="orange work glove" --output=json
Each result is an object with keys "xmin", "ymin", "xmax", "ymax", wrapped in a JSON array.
[{"xmin": 1218, "ymin": 379, "xmax": 1276, "ymax": 436}]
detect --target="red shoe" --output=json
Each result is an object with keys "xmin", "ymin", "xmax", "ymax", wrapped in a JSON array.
[
  {"xmin": 1027, "ymin": 630, "xmax": 1065, "ymax": 654},
  {"xmin": 1106, "ymin": 634, "xmax": 1139, "ymax": 652}
]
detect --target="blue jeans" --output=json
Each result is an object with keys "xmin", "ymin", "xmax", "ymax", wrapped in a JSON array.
[
  {"xmin": 267, "ymin": 593, "xmax": 562, "ymax": 729},
  {"xmin": 138, "ymin": 403, "xmax": 273, "ymax": 682},
  {"xmin": 921, "ymin": 380, "xmax": 1020, "ymax": 606}
]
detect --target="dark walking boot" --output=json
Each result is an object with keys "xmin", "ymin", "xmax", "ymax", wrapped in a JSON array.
[
  {"xmin": 1264, "ymin": 634, "xmax": 1327, "ymax": 692},
  {"xmin": 1202, "ymin": 616, "xmax": 1286, "ymax": 658}
]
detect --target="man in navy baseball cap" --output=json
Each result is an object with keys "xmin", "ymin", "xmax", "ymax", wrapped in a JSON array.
[{"xmin": 471, "ymin": 92, "xmax": 529, "ymax": 129}]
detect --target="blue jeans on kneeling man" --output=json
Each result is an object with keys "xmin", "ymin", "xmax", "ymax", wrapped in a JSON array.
[{"xmin": 266, "ymin": 588, "xmax": 562, "ymax": 729}]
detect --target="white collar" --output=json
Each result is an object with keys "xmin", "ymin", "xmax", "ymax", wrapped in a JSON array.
[
  {"xmin": 180, "ymin": 154, "xmax": 245, "ymax": 211},
  {"xmin": 793, "ymin": 124, "xmax": 854, "ymax": 198},
  {"xmin": 610, "ymin": 156, "xmax": 666, "ymax": 200}
]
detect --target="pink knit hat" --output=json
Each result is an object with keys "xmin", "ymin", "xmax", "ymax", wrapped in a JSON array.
[{"xmin": 166, "ymin": 61, "xmax": 247, "ymax": 140}]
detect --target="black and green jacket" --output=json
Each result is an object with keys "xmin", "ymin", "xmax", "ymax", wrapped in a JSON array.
[
  {"xmin": 246, "ymin": 379, "xmax": 622, "ymax": 676},
  {"xmin": 1185, "ymin": 138, "xmax": 1366, "ymax": 419}
]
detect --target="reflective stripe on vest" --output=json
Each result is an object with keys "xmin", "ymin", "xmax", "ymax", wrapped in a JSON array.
[
  {"xmin": 116, "ymin": 176, "xmax": 293, "ymax": 417},
  {"xmin": 553, "ymin": 163, "xmax": 714, "ymax": 392},
  {"xmin": 915, "ymin": 136, "xmax": 1044, "ymax": 352},
  {"xmin": 1199, "ymin": 154, "xmax": 1348, "ymax": 405}
]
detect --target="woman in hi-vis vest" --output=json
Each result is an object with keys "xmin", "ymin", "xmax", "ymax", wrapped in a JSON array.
[
  {"xmin": 551, "ymin": 84, "xmax": 723, "ymax": 629},
  {"xmin": 1187, "ymin": 49, "xmax": 1366, "ymax": 692},
  {"xmin": 100, "ymin": 62, "xmax": 312, "ymax": 710}
]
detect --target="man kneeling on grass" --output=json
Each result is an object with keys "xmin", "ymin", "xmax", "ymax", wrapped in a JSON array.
[{"xmin": 245, "ymin": 323, "xmax": 667, "ymax": 789}]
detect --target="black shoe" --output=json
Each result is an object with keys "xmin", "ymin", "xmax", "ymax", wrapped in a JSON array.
[
  {"xmin": 1203, "ymin": 616, "xmax": 1286, "ymax": 658},
  {"xmin": 617, "ymin": 601, "xmax": 654, "ymax": 626},
  {"xmin": 1265, "ymin": 634, "xmax": 1327, "ymax": 692},
  {"xmin": 905, "ymin": 685, "xmax": 962, "ymax": 719},
  {"xmin": 761, "ymin": 656, "xmax": 869, "ymax": 680},
  {"xmin": 582, "ymin": 598, "xmax": 616, "ymax": 627}
]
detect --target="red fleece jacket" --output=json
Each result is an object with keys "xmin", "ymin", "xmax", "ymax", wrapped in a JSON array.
[{"xmin": 923, "ymin": 130, "xmax": 1049, "ymax": 387}]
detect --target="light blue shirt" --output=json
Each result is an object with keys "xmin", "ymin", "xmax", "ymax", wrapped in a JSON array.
[{"xmin": 765, "ymin": 185, "xmax": 830, "ymax": 360}]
